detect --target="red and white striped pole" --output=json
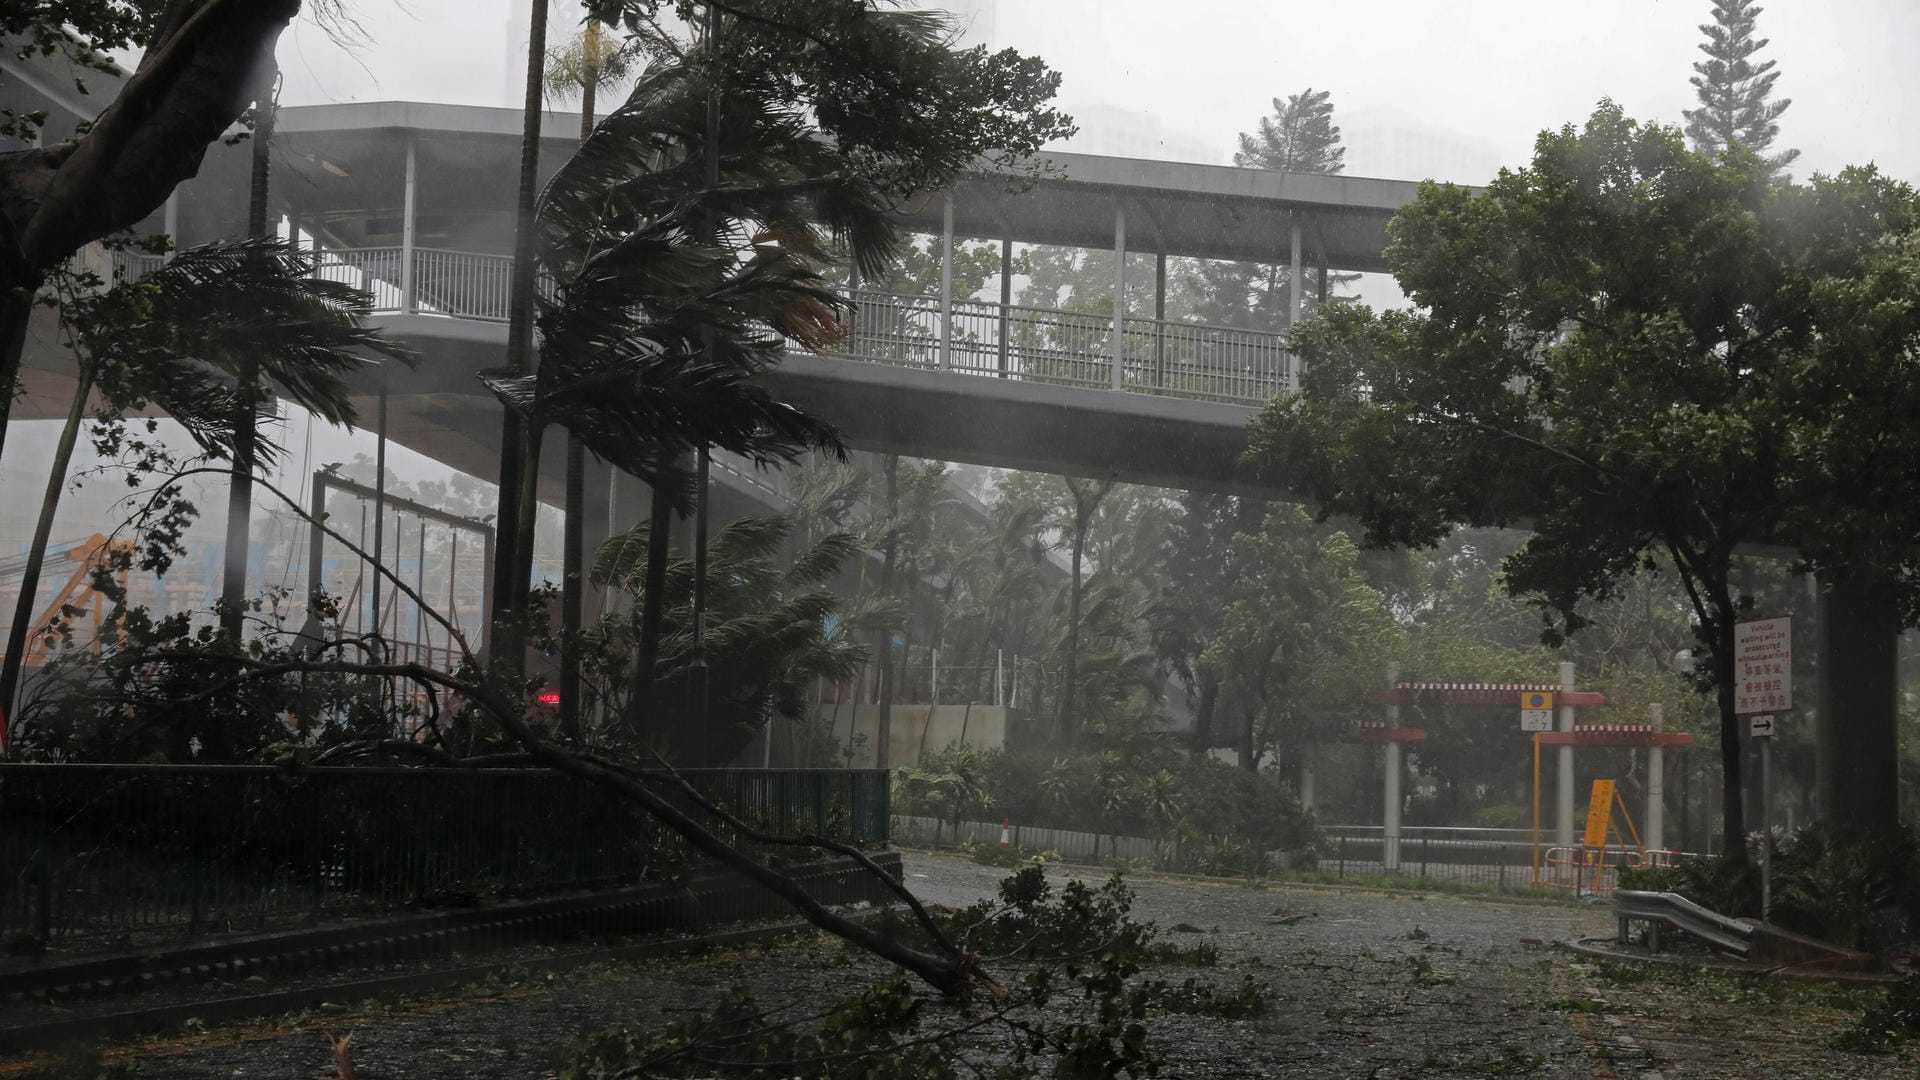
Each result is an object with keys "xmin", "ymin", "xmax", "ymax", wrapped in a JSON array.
[{"xmin": 999, "ymin": 818, "xmax": 1011, "ymax": 848}]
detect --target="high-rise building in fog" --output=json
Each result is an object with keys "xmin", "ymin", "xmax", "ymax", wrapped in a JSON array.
[
  {"xmin": 1339, "ymin": 106, "xmax": 1504, "ymax": 185},
  {"xmin": 1050, "ymin": 102, "xmax": 1220, "ymax": 165}
]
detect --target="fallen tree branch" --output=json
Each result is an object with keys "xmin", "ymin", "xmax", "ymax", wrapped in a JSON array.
[{"xmin": 144, "ymin": 654, "xmax": 984, "ymax": 997}]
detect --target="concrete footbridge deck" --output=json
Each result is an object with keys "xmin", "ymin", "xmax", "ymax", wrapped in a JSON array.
[{"xmin": 16, "ymin": 97, "xmax": 1431, "ymax": 504}]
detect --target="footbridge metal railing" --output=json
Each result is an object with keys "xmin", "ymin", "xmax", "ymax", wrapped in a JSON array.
[
  {"xmin": 66, "ymin": 243, "xmax": 1297, "ymax": 405},
  {"xmin": 242, "ymin": 246, "xmax": 1297, "ymax": 408}
]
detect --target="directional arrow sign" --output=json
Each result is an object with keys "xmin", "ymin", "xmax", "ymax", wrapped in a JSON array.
[{"xmin": 1750, "ymin": 714, "xmax": 1775, "ymax": 738}]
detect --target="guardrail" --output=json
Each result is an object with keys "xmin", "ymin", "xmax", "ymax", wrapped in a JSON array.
[
  {"xmin": 1613, "ymin": 889, "xmax": 1754, "ymax": 957},
  {"xmin": 0, "ymin": 764, "xmax": 888, "ymax": 946}
]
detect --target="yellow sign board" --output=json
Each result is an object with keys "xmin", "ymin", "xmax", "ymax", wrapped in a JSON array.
[
  {"xmin": 1583, "ymin": 779, "xmax": 1615, "ymax": 848},
  {"xmin": 1521, "ymin": 691, "xmax": 1554, "ymax": 710}
]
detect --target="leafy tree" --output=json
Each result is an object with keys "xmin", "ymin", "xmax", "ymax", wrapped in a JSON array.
[
  {"xmin": 1682, "ymin": 0, "xmax": 1798, "ymax": 172},
  {"xmin": 1152, "ymin": 492, "xmax": 1264, "ymax": 749},
  {"xmin": 1251, "ymin": 103, "xmax": 1920, "ymax": 854},
  {"xmin": 1199, "ymin": 506, "xmax": 1395, "ymax": 772}
]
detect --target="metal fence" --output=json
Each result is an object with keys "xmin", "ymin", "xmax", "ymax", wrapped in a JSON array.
[
  {"xmin": 0, "ymin": 765, "xmax": 888, "ymax": 944},
  {"xmin": 1317, "ymin": 831, "xmax": 1539, "ymax": 888},
  {"xmin": 842, "ymin": 288, "xmax": 1291, "ymax": 405}
]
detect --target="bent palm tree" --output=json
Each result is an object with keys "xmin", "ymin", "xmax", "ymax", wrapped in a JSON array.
[
  {"xmin": 589, "ymin": 513, "xmax": 873, "ymax": 765},
  {"xmin": 0, "ymin": 239, "xmax": 410, "ymax": 725}
]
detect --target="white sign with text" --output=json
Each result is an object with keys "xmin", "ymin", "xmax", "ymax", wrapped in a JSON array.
[{"xmin": 1734, "ymin": 618, "xmax": 1791, "ymax": 715}]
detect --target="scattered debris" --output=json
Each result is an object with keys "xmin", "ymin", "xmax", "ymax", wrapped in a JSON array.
[
  {"xmin": 1171, "ymin": 922, "xmax": 1207, "ymax": 933},
  {"xmin": 1264, "ymin": 910, "xmax": 1316, "ymax": 926},
  {"xmin": 328, "ymin": 1030, "xmax": 357, "ymax": 1080}
]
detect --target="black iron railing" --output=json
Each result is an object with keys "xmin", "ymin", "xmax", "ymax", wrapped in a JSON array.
[{"xmin": 0, "ymin": 765, "xmax": 888, "ymax": 944}]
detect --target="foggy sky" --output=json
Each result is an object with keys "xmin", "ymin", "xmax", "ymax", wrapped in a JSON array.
[{"xmin": 278, "ymin": 0, "xmax": 1920, "ymax": 185}]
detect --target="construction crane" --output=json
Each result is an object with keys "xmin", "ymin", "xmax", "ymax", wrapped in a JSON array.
[{"xmin": 0, "ymin": 534, "xmax": 136, "ymax": 666}]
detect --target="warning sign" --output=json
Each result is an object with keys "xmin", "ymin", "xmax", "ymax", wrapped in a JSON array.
[
  {"xmin": 1734, "ymin": 618, "xmax": 1791, "ymax": 716},
  {"xmin": 1582, "ymin": 779, "xmax": 1616, "ymax": 849}
]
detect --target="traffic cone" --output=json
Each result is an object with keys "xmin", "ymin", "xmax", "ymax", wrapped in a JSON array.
[{"xmin": 999, "ymin": 818, "xmax": 1011, "ymax": 848}]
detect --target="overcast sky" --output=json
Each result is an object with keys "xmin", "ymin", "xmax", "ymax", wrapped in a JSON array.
[{"xmin": 278, "ymin": 0, "xmax": 1920, "ymax": 186}]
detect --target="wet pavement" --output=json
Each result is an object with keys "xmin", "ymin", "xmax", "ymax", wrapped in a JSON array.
[{"xmin": 14, "ymin": 853, "xmax": 1915, "ymax": 1079}]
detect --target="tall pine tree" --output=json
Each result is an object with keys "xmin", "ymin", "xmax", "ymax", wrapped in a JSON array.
[
  {"xmin": 1682, "ymin": 0, "xmax": 1798, "ymax": 171},
  {"xmin": 1235, "ymin": 88, "xmax": 1346, "ymax": 174},
  {"xmin": 1179, "ymin": 88, "xmax": 1350, "ymax": 331}
]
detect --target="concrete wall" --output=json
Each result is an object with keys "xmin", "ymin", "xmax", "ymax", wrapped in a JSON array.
[{"xmin": 809, "ymin": 703, "xmax": 1011, "ymax": 768}]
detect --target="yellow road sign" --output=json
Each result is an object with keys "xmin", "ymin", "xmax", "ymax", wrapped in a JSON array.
[
  {"xmin": 1522, "ymin": 691, "xmax": 1554, "ymax": 710},
  {"xmin": 1583, "ymin": 780, "xmax": 1616, "ymax": 849}
]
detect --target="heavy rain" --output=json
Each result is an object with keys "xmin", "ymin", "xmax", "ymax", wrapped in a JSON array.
[{"xmin": 2, "ymin": 1, "xmax": 1919, "ymax": 1076}]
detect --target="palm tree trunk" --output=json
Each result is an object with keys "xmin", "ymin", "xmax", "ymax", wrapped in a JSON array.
[
  {"xmin": 218, "ymin": 59, "xmax": 276, "ymax": 639},
  {"xmin": 627, "ymin": 477, "xmax": 674, "ymax": 741},
  {"xmin": 0, "ymin": 365, "xmax": 96, "ymax": 720},
  {"xmin": 488, "ymin": 0, "xmax": 550, "ymax": 672},
  {"xmin": 558, "ymin": 35, "xmax": 600, "ymax": 741}
]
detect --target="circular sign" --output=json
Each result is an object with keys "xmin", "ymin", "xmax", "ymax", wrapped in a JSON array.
[{"xmin": 1524, "ymin": 692, "xmax": 1550, "ymax": 709}]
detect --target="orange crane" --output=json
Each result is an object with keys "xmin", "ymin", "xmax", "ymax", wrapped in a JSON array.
[{"xmin": 1, "ymin": 533, "xmax": 137, "ymax": 667}]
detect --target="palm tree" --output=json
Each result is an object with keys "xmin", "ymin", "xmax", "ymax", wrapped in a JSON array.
[
  {"xmin": 547, "ymin": 15, "xmax": 642, "ymax": 738},
  {"xmin": 1057, "ymin": 476, "xmax": 1116, "ymax": 748},
  {"xmin": 486, "ymin": 0, "xmax": 551, "ymax": 671},
  {"xmin": 217, "ymin": 59, "xmax": 281, "ymax": 639},
  {"xmin": 489, "ymin": 37, "xmax": 913, "ymax": 730},
  {"xmin": 590, "ymin": 513, "xmax": 872, "ymax": 765},
  {"xmin": 0, "ymin": 240, "xmax": 408, "ymax": 722}
]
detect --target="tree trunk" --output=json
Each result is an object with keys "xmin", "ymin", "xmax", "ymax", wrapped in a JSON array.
[
  {"xmin": 1060, "ymin": 518, "xmax": 1085, "ymax": 749},
  {"xmin": 0, "ymin": 289, "xmax": 36, "ymax": 468},
  {"xmin": 627, "ymin": 478, "xmax": 675, "ymax": 742},
  {"xmin": 1816, "ymin": 571, "xmax": 1901, "ymax": 834},
  {"xmin": 1238, "ymin": 702, "xmax": 1258, "ymax": 773},
  {"xmin": 559, "ymin": 435, "xmax": 585, "ymax": 740},
  {"xmin": 1193, "ymin": 668, "xmax": 1218, "ymax": 749},
  {"xmin": 558, "ymin": 24, "xmax": 602, "ymax": 742},
  {"xmin": 0, "ymin": 365, "xmax": 96, "ymax": 719},
  {"xmin": 875, "ymin": 454, "xmax": 899, "ymax": 769},
  {"xmin": 487, "ymin": 0, "xmax": 550, "ymax": 672},
  {"xmin": 0, "ymin": 1, "xmax": 300, "ymax": 458},
  {"xmin": 218, "ymin": 60, "xmax": 277, "ymax": 640},
  {"xmin": 1708, "ymin": 593, "xmax": 1746, "ymax": 857}
]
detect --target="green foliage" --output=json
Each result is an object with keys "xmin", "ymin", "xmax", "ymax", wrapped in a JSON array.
[
  {"xmin": 13, "ymin": 587, "xmax": 425, "ymax": 764},
  {"xmin": 895, "ymin": 745, "xmax": 993, "ymax": 836},
  {"xmin": 585, "ymin": 514, "xmax": 870, "ymax": 764},
  {"xmin": 1198, "ymin": 505, "xmax": 1397, "ymax": 769},
  {"xmin": 556, "ymin": 867, "xmax": 1270, "ymax": 1078},
  {"xmin": 1832, "ymin": 975, "xmax": 1920, "ymax": 1053},
  {"xmin": 1636, "ymin": 825, "xmax": 1920, "ymax": 950},
  {"xmin": 947, "ymin": 742, "xmax": 1314, "ymax": 878},
  {"xmin": 1251, "ymin": 102, "xmax": 1920, "ymax": 847}
]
